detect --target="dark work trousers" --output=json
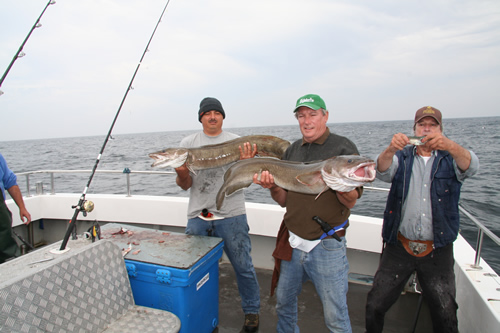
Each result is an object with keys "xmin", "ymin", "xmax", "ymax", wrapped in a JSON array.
[
  {"xmin": 0, "ymin": 190, "xmax": 20, "ymax": 264},
  {"xmin": 365, "ymin": 241, "xmax": 458, "ymax": 333}
]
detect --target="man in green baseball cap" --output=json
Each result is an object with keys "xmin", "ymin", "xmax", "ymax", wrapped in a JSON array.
[
  {"xmin": 253, "ymin": 93, "xmax": 362, "ymax": 332},
  {"xmin": 293, "ymin": 93, "xmax": 327, "ymax": 112}
]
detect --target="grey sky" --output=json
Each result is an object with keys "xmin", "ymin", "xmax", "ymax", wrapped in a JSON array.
[{"xmin": 1, "ymin": 0, "xmax": 499, "ymax": 141}]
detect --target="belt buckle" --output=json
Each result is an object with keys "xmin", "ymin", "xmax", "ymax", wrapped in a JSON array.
[{"xmin": 408, "ymin": 241, "xmax": 427, "ymax": 256}]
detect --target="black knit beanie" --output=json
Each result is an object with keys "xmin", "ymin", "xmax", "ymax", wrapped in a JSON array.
[{"xmin": 198, "ymin": 97, "xmax": 226, "ymax": 122}]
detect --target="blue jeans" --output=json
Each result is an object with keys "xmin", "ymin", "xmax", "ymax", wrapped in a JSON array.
[
  {"xmin": 186, "ymin": 214, "xmax": 260, "ymax": 314},
  {"xmin": 276, "ymin": 237, "xmax": 351, "ymax": 333}
]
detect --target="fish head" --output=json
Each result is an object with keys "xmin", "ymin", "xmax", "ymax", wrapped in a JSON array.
[
  {"xmin": 149, "ymin": 148, "xmax": 189, "ymax": 168},
  {"xmin": 321, "ymin": 155, "xmax": 376, "ymax": 192}
]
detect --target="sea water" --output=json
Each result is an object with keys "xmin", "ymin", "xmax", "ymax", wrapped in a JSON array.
[{"xmin": 1, "ymin": 116, "xmax": 499, "ymax": 273}]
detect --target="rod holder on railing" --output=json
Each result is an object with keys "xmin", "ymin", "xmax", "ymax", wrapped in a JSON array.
[
  {"xmin": 36, "ymin": 182, "xmax": 44, "ymax": 195},
  {"xmin": 50, "ymin": 173, "xmax": 55, "ymax": 194},
  {"xmin": 123, "ymin": 168, "xmax": 131, "ymax": 197},
  {"xmin": 25, "ymin": 174, "xmax": 31, "ymax": 197},
  {"xmin": 472, "ymin": 230, "xmax": 485, "ymax": 269},
  {"xmin": 126, "ymin": 174, "xmax": 131, "ymax": 197}
]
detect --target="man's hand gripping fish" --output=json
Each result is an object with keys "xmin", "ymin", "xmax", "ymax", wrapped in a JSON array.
[{"xmin": 216, "ymin": 155, "xmax": 376, "ymax": 210}]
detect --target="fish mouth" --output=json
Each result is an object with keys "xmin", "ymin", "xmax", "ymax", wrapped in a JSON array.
[
  {"xmin": 349, "ymin": 162, "xmax": 376, "ymax": 181},
  {"xmin": 320, "ymin": 158, "xmax": 376, "ymax": 193},
  {"xmin": 149, "ymin": 155, "xmax": 170, "ymax": 168},
  {"xmin": 148, "ymin": 149, "xmax": 189, "ymax": 169},
  {"xmin": 149, "ymin": 153, "xmax": 184, "ymax": 168}
]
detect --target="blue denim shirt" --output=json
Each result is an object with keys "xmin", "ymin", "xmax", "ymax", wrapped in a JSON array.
[
  {"xmin": 378, "ymin": 146, "xmax": 478, "ymax": 248},
  {"xmin": 0, "ymin": 153, "xmax": 18, "ymax": 201}
]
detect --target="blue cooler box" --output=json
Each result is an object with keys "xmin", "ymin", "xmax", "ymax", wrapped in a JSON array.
[{"xmin": 101, "ymin": 223, "xmax": 224, "ymax": 333}]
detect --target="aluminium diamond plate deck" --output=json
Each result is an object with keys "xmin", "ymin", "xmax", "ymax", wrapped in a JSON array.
[{"xmin": 0, "ymin": 238, "xmax": 180, "ymax": 333}]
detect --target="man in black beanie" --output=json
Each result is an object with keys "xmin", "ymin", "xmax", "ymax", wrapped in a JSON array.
[
  {"xmin": 198, "ymin": 97, "xmax": 226, "ymax": 122},
  {"xmin": 175, "ymin": 97, "xmax": 261, "ymax": 332}
]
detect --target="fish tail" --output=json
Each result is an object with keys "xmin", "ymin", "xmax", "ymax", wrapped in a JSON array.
[{"xmin": 216, "ymin": 190, "xmax": 224, "ymax": 211}]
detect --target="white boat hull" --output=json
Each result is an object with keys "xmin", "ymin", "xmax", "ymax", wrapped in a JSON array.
[{"xmin": 8, "ymin": 193, "xmax": 500, "ymax": 331}]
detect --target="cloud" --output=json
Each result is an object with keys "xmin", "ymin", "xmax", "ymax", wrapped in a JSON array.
[{"xmin": 1, "ymin": 0, "xmax": 499, "ymax": 141}]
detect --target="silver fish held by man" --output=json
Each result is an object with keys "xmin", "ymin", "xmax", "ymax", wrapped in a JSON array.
[
  {"xmin": 216, "ymin": 155, "xmax": 376, "ymax": 210},
  {"xmin": 149, "ymin": 135, "xmax": 291, "ymax": 172},
  {"xmin": 408, "ymin": 136, "xmax": 425, "ymax": 145}
]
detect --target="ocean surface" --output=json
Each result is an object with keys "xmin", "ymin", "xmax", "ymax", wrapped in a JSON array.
[{"xmin": 1, "ymin": 117, "xmax": 499, "ymax": 274}]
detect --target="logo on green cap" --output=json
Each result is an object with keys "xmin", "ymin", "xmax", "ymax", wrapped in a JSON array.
[{"xmin": 294, "ymin": 94, "xmax": 326, "ymax": 112}]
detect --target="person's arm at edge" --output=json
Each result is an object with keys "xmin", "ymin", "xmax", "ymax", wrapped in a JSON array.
[{"xmin": 7, "ymin": 185, "xmax": 31, "ymax": 224}]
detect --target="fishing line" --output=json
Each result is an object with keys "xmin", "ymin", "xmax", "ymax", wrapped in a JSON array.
[
  {"xmin": 0, "ymin": 0, "xmax": 56, "ymax": 94},
  {"xmin": 60, "ymin": 0, "xmax": 172, "ymax": 250}
]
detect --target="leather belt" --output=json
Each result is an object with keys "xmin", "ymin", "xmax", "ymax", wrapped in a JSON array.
[
  {"xmin": 323, "ymin": 229, "xmax": 346, "ymax": 239},
  {"xmin": 397, "ymin": 232, "xmax": 434, "ymax": 257}
]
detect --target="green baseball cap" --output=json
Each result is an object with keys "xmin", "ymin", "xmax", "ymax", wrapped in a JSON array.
[{"xmin": 293, "ymin": 94, "xmax": 327, "ymax": 112}]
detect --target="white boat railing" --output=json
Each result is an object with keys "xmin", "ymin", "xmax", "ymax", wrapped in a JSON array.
[
  {"xmin": 363, "ymin": 186, "xmax": 500, "ymax": 270},
  {"xmin": 19, "ymin": 169, "xmax": 176, "ymax": 197},
  {"xmin": 17, "ymin": 170, "xmax": 500, "ymax": 270}
]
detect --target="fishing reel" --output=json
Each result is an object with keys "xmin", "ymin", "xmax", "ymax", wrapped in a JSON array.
[{"xmin": 72, "ymin": 200, "xmax": 95, "ymax": 217}]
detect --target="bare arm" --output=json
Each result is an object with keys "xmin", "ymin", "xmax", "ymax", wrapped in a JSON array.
[
  {"xmin": 336, "ymin": 189, "xmax": 359, "ymax": 209},
  {"xmin": 423, "ymin": 133, "xmax": 472, "ymax": 171},
  {"xmin": 7, "ymin": 185, "xmax": 31, "ymax": 224},
  {"xmin": 377, "ymin": 133, "xmax": 408, "ymax": 172},
  {"xmin": 175, "ymin": 165, "xmax": 192, "ymax": 190},
  {"xmin": 253, "ymin": 170, "xmax": 287, "ymax": 207}
]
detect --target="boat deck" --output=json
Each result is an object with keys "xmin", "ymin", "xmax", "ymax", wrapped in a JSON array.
[{"xmin": 217, "ymin": 263, "xmax": 432, "ymax": 333}]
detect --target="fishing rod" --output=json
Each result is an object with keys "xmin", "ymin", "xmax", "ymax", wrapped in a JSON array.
[
  {"xmin": 60, "ymin": 0, "xmax": 172, "ymax": 251},
  {"xmin": 0, "ymin": 0, "xmax": 56, "ymax": 94}
]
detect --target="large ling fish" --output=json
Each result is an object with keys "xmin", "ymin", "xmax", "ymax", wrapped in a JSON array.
[
  {"xmin": 216, "ymin": 155, "xmax": 376, "ymax": 210},
  {"xmin": 149, "ymin": 135, "xmax": 290, "ymax": 172}
]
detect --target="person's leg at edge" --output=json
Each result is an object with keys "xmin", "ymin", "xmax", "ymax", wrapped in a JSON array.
[
  {"xmin": 365, "ymin": 242, "xmax": 416, "ymax": 333},
  {"xmin": 0, "ymin": 203, "xmax": 20, "ymax": 264}
]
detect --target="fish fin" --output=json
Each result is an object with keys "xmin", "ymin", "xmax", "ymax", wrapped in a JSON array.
[
  {"xmin": 296, "ymin": 171, "xmax": 323, "ymax": 186},
  {"xmin": 314, "ymin": 185, "xmax": 330, "ymax": 200},
  {"xmin": 187, "ymin": 164, "xmax": 196, "ymax": 175}
]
